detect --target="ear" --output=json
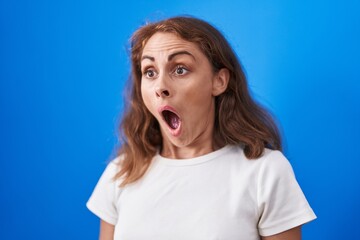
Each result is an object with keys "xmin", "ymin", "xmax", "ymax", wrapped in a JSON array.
[{"xmin": 212, "ymin": 68, "xmax": 229, "ymax": 96}]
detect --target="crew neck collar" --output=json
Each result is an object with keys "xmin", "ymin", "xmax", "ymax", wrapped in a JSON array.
[{"xmin": 155, "ymin": 145, "xmax": 232, "ymax": 167}]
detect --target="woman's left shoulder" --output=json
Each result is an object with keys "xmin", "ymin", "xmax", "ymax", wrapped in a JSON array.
[
  {"xmin": 255, "ymin": 148, "xmax": 297, "ymax": 182},
  {"xmin": 226, "ymin": 146, "xmax": 291, "ymax": 173},
  {"xmin": 259, "ymin": 148, "xmax": 289, "ymax": 163}
]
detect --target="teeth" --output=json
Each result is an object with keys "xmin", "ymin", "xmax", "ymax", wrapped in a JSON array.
[{"xmin": 162, "ymin": 110, "xmax": 180, "ymax": 130}]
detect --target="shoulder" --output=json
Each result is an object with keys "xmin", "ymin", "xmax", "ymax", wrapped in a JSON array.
[
  {"xmin": 86, "ymin": 155, "xmax": 125, "ymax": 225},
  {"xmin": 226, "ymin": 145, "xmax": 296, "ymax": 186},
  {"xmin": 255, "ymin": 149, "xmax": 317, "ymax": 235},
  {"xmin": 257, "ymin": 149, "xmax": 294, "ymax": 177},
  {"xmin": 108, "ymin": 155, "xmax": 123, "ymax": 169},
  {"xmin": 227, "ymin": 145, "xmax": 290, "ymax": 170},
  {"xmin": 95, "ymin": 155, "xmax": 126, "ymax": 188},
  {"xmin": 102, "ymin": 156, "xmax": 122, "ymax": 175}
]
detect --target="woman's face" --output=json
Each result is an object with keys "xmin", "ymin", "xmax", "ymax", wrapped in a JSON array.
[{"xmin": 140, "ymin": 32, "xmax": 227, "ymax": 157}]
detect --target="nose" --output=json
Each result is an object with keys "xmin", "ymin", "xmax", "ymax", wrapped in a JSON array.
[
  {"xmin": 155, "ymin": 88, "xmax": 170, "ymax": 97},
  {"xmin": 155, "ymin": 75, "xmax": 171, "ymax": 98}
]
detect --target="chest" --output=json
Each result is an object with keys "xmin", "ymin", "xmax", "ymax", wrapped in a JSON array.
[{"xmin": 114, "ymin": 163, "xmax": 260, "ymax": 239}]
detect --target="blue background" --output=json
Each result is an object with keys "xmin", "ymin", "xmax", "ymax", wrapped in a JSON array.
[{"xmin": 1, "ymin": 0, "xmax": 359, "ymax": 239}]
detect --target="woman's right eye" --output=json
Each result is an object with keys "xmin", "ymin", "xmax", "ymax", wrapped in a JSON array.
[{"xmin": 143, "ymin": 69, "xmax": 157, "ymax": 78}]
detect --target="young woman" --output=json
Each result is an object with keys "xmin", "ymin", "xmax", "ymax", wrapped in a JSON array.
[{"xmin": 87, "ymin": 16, "xmax": 316, "ymax": 240}]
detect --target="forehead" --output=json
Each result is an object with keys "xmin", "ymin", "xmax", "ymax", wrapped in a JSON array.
[{"xmin": 142, "ymin": 32, "xmax": 201, "ymax": 57}]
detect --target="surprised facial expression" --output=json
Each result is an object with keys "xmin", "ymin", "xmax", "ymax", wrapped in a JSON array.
[{"xmin": 140, "ymin": 32, "xmax": 226, "ymax": 152}]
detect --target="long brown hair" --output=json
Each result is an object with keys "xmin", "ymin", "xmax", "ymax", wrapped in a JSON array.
[{"xmin": 115, "ymin": 16, "xmax": 282, "ymax": 187}]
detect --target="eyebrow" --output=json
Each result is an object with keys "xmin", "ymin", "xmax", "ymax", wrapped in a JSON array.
[
  {"xmin": 141, "ymin": 55, "xmax": 155, "ymax": 62},
  {"xmin": 168, "ymin": 51, "xmax": 195, "ymax": 61},
  {"xmin": 141, "ymin": 50, "xmax": 196, "ymax": 62}
]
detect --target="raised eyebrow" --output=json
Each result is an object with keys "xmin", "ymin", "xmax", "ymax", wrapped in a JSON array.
[
  {"xmin": 168, "ymin": 51, "xmax": 196, "ymax": 61},
  {"xmin": 141, "ymin": 55, "xmax": 155, "ymax": 62},
  {"xmin": 140, "ymin": 51, "xmax": 195, "ymax": 63}
]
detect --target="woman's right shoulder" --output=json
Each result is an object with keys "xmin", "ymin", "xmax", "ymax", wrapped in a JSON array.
[
  {"xmin": 109, "ymin": 155, "xmax": 124, "ymax": 167},
  {"xmin": 99, "ymin": 155, "xmax": 125, "ymax": 185},
  {"xmin": 107, "ymin": 153, "xmax": 127, "ymax": 168}
]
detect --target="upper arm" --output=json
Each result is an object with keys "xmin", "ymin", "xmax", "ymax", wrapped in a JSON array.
[
  {"xmin": 99, "ymin": 220, "xmax": 115, "ymax": 240},
  {"xmin": 257, "ymin": 151, "xmax": 316, "ymax": 236},
  {"xmin": 261, "ymin": 226, "xmax": 301, "ymax": 240}
]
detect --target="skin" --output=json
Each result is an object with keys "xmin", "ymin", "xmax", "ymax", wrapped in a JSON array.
[
  {"xmin": 99, "ymin": 220, "xmax": 114, "ymax": 240},
  {"xmin": 140, "ymin": 32, "xmax": 229, "ymax": 159},
  {"xmin": 261, "ymin": 226, "xmax": 302, "ymax": 240},
  {"xmin": 98, "ymin": 32, "xmax": 302, "ymax": 239}
]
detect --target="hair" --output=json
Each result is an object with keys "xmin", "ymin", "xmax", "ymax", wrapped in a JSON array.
[{"xmin": 115, "ymin": 16, "xmax": 282, "ymax": 187}]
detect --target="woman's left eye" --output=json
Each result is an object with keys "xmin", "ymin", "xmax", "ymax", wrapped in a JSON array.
[{"xmin": 173, "ymin": 65, "xmax": 189, "ymax": 76}]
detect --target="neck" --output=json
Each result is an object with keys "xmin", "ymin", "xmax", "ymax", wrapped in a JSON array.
[
  {"xmin": 161, "ymin": 140, "xmax": 216, "ymax": 159},
  {"xmin": 160, "ymin": 120, "xmax": 223, "ymax": 159}
]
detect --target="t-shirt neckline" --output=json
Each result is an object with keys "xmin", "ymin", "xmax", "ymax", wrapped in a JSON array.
[{"xmin": 155, "ymin": 145, "xmax": 232, "ymax": 167}]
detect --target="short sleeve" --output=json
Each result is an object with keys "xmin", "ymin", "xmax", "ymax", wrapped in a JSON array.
[
  {"xmin": 257, "ymin": 151, "xmax": 316, "ymax": 236},
  {"xmin": 86, "ymin": 158, "xmax": 123, "ymax": 225}
]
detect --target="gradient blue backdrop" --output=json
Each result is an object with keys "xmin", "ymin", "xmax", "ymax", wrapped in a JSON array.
[{"xmin": 1, "ymin": 0, "xmax": 359, "ymax": 239}]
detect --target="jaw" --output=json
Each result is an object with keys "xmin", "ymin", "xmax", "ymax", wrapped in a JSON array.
[
  {"xmin": 155, "ymin": 98, "xmax": 217, "ymax": 159},
  {"xmin": 159, "ymin": 113, "xmax": 216, "ymax": 159}
]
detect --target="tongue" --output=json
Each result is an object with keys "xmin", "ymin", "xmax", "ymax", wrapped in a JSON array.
[{"xmin": 164, "ymin": 111, "xmax": 180, "ymax": 129}]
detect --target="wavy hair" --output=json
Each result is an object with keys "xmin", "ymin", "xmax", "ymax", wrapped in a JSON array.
[{"xmin": 115, "ymin": 16, "xmax": 282, "ymax": 187}]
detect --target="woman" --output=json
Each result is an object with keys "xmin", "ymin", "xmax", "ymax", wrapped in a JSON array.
[{"xmin": 87, "ymin": 16, "xmax": 316, "ymax": 240}]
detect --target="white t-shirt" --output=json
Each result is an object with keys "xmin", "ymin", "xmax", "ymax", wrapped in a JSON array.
[{"xmin": 87, "ymin": 145, "xmax": 316, "ymax": 239}]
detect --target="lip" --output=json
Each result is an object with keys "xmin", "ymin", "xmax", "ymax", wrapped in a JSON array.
[{"xmin": 158, "ymin": 105, "xmax": 182, "ymax": 137}]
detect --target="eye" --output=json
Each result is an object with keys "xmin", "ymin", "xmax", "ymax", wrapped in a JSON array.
[
  {"xmin": 173, "ymin": 65, "xmax": 189, "ymax": 76},
  {"xmin": 143, "ymin": 68, "xmax": 157, "ymax": 79}
]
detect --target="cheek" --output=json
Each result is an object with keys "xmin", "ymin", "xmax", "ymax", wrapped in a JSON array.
[
  {"xmin": 141, "ymin": 83, "xmax": 155, "ymax": 113},
  {"xmin": 140, "ymin": 80, "xmax": 150, "ymax": 101},
  {"xmin": 185, "ymin": 79, "xmax": 213, "ymax": 104}
]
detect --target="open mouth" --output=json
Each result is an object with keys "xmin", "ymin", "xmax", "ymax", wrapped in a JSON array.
[{"xmin": 162, "ymin": 110, "xmax": 181, "ymax": 130}]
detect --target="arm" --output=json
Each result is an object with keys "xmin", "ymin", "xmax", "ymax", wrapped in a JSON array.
[
  {"xmin": 261, "ymin": 226, "xmax": 301, "ymax": 240},
  {"xmin": 99, "ymin": 220, "xmax": 115, "ymax": 240}
]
